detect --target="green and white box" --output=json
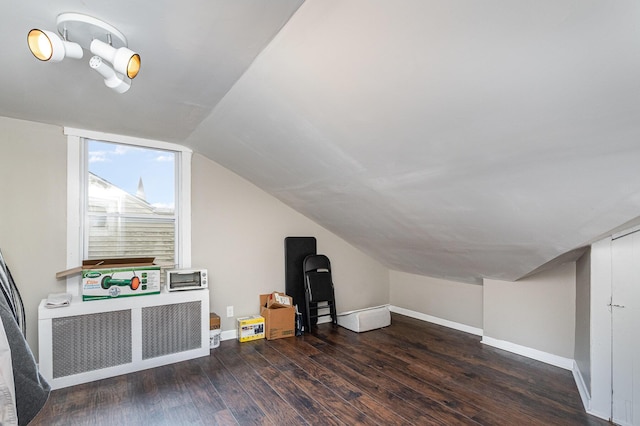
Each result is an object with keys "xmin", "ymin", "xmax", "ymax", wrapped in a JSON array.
[{"xmin": 57, "ymin": 258, "xmax": 161, "ymax": 301}]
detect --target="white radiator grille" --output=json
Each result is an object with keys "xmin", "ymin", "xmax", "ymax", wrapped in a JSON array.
[
  {"xmin": 142, "ymin": 301, "xmax": 201, "ymax": 359},
  {"xmin": 52, "ymin": 310, "xmax": 132, "ymax": 378}
]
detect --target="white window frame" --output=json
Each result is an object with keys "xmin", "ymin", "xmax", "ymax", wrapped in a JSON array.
[{"xmin": 65, "ymin": 127, "xmax": 192, "ymax": 296}]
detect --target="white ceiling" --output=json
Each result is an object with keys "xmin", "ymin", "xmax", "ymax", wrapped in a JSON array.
[
  {"xmin": 3, "ymin": 0, "xmax": 640, "ymax": 284},
  {"xmin": 0, "ymin": 0, "xmax": 303, "ymax": 140}
]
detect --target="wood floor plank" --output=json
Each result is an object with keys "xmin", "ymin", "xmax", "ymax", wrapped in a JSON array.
[
  {"xmin": 213, "ymin": 408, "xmax": 241, "ymax": 425},
  {"xmin": 307, "ymin": 349, "xmax": 442, "ymax": 424},
  {"xmin": 321, "ymin": 324, "xmax": 542, "ymax": 423},
  {"xmin": 30, "ymin": 312, "xmax": 610, "ymax": 426},
  {"xmin": 173, "ymin": 360, "xmax": 230, "ymax": 421},
  {"xmin": 233, "ymin": 342, "xmax": 346, "ymax": 426},
  {"xmin": 47, "ymin": 380, "xmax": 98, "ymax": 417},
  {"xmin": 310, "ymin": 331, "xmax": 482, "ymax": 426},
  {"xmin": 255, "ymin": 364, "xmax": 343, "ymax": 426},
  {"xmin": 376, "ymin": 322, "xmax": 588, "ymax": 424},
  {"xmin": 358, "ymin": 321, "xmax": 588, "ymax": 424},
  {"xmin": 269, "ymin": 337, "xmax": 410, "ymax": 426},
  {"xmin": 214, "ymin": 344, "xmax": 307, "ymax": 426},
  {"xmin": 314, "ymin": 326, "xmax": 514, "ymax": 425},
  {"xmin": 197, "ymin": 353, "xmax": 268, "ymax": 425},
  {"xmin": 346, "ymin": 314, "xmax": 603, "ymax": 425},
  {"xmin": 251, "ymin": 343, "xmax": 381, "ymax": 426}
]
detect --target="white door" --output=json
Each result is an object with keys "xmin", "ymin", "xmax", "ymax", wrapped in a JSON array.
[{"xmin": 612, "ymin": 230, "xmax": 640, "ymax": 425}]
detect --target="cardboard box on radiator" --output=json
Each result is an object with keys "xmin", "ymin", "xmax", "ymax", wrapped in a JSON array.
[
  {"xmin": 56, "ymin": 257, "xmax": 161, "ymax": 301},
  {"xmin": 260, "ymin": 292, "xmax": 295, "ymax": 340}
]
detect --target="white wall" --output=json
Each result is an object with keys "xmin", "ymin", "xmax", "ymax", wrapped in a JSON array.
[
  {"xmin": 0, "ymin": 117, "xmax": 68, "ymax": 358},
  {"xmin": 191, "ymin": 153, "xmax": 389, "ymax": 332},
  {"xmin": 389, "ymin": 271, "xmax": 483, "ymax": 329},
  {"xmin": 483, "ymin": 262, "xmax": 576, "ymax": 359}
]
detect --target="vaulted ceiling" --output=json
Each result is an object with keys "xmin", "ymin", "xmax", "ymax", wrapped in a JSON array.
[{"xmin": 3, "ymin": 0, "xmax": 640, "ymax": 284}]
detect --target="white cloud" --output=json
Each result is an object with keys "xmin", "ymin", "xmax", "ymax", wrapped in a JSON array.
[
  {"xmin": 155, "ymin": 154, "xmax": 174, "ymax": 162},
  {"xmin": 89, "ymin": 144, "xmax": 145, "ymax": 163},
  {"xmin": 88, "ymin": 151, "xmax": 109, "ymax": 163},
  {"xmin": 113, "ymin": 145, "xmax": 132, "ymax": 155},
  {"xmin": 111, "ymin": 144, "xmax": 146, "ymax": 155}
]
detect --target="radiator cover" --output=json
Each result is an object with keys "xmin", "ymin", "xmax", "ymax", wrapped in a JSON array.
[
  {"xmin": 39, "ymin": 290, "xmax": 209, "ymax": 389},
  {"xmin": 142, "ymin": 301, "xmax": 201, "ymax": 359},
  {"xmin": 52, "ymin": 310, "xmax": 132, "ymax": 378}
]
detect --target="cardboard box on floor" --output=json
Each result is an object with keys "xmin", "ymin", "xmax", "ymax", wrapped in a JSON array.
[
  {"xmin": 56, "ymin": 257, "xmax": 161, "ymax": 301},
  {"xmin": 260, "ymin": 292, "xmax": 295, "ymax": 340},
  {"xmin": 265, "ymin": 292, "xmax": 293, "ymax": 309},
  {"xmin": 209, "ymin": 312, "xmax": 221, "ymax": 330}
]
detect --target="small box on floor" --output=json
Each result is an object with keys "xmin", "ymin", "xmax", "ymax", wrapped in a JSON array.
[
  {"xmin": 209, "ymin": 312, "xmax": 220, "ymax": 330},
  {"xmin": 237, "ymin": 315, "xmax": 265, "ymax": 342},
  {"xmin": 265, "ymin": 292, "xmax": 293, "ymax": 309},
  {"xmin": 260, "ymin": 293, "xmax": 295, "ymax": 340}
]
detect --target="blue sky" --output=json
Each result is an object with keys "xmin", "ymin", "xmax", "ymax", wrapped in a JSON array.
[{"xmin": 88, "ymin": 140, "xmax": 175, "ymax": 209}]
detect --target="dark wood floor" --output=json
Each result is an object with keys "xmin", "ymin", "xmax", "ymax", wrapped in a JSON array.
[{"xmin": 31, "ymin": 313, "xmax": 609, "ymax": 425}]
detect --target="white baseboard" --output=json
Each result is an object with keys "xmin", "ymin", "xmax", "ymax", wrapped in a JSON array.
[
  {"xmin": 572, "ymin": 361, "xmax": 591, "ymax": 411},
  {"xmin": 586, "ymin": 407, "xmax": 611, "ymax": 422},
  {"xmin": 220, "ymin": 329, "xmax": 237, "ymax": 341},
  {"xmin": 572, "ymin": 362, "xmax": 611, "ymax": 422},
  {"xmin": 389, "ymin": 305, "xmax": 483, "ymax": 336},
  {"xmin": 481, "ymin": 336, "xmax": 573, "ymax": 370}
]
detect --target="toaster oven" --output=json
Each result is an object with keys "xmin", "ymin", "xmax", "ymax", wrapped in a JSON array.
[{"xmin": 166, "ymin": 268, "xmax": 208, "ymax": 292}]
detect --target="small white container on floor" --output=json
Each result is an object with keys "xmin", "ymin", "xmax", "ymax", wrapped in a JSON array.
[
  {"xmin": 337, "ymin": 305, "xmax": 391, "ymax": 332},
  {"xmin": 209, "ymin": 329, "xmax": 221, "ymax": 349}
]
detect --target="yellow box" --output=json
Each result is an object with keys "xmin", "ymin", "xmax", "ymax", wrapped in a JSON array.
[{"xmin": 237, "ymin": 315, "xmax": 265, "ymax": 342}]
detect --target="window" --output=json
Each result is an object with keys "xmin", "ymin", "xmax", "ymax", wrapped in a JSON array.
[
  {"xmin": 86, "ymin": 140, "xmax": 177, "ymax": 266},
  {"xmin": 65, "ymin": 128, "xmax": 192, "ymax": 294}
]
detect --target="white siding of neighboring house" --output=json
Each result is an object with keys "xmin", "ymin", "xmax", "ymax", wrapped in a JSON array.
[{"xmin": 87, "ymin": 173, "xmax": 175, "ymax": 268}]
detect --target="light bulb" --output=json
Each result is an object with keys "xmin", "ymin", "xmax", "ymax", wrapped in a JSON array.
[{"xmin": 27, "ymin": 29, "xmax": 83, "ymax": 62}]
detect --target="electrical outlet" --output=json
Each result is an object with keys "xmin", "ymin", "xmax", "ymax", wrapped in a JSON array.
[{"xmin": 226, "ymin": 306, "xmax": 234, "ymax": 318}]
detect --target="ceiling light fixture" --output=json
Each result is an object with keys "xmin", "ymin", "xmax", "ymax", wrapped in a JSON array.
[{"xmin": 27, "ymin": 13, "xmax": 141, "ymax": 94}]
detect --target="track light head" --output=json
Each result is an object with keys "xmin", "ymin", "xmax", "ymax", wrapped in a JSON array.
[
  {"xmin": 90, "ymin": 39, "xmax": 141, "ymax": 79},
  {"xmin": 89, "ymin": 56, "xmax": 131, "ymax": 94},
  {"xmin": 27, "ymin": 28, "xmax": 83, "ymax": 62}
]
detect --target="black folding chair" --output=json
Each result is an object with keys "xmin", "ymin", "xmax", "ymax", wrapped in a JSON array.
[{"xmin": 303, "ymin": 254, "xmax": 337, "ymax": 331}]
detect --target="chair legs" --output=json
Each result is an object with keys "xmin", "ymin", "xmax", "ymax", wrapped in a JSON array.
[
  {"xmin": 304, "ymin": 299, "xmax": 338, "ymax": 331},
  {"xmin": 304, "ymin": 291, "xmax": 312, "ymax": 332}
]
